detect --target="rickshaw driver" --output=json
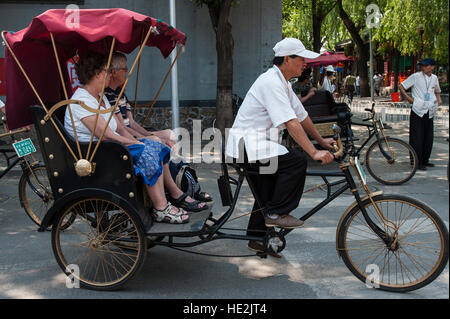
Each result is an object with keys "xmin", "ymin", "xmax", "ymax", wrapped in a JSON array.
[
  {"xmin": 105, "ymin": 52, "xmax": 177, "ymax": 149},
  {"xmin": 226, "ymin": 38, "xmax": 335, "ymax": 256}
]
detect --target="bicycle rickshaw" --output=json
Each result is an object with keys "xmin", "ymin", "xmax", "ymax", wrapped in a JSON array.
[{"xmin": 2, "ymin": 9, "xmax": 448, "ymax": 292}]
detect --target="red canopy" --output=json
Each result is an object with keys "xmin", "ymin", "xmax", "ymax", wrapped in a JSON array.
[
  {"xmin": 305, "ymin": 51, "xmax": 352, "ymax": 67},
  {"xmin": 3, "ymin": 8, "xmax": 187, "ymax": 130}
]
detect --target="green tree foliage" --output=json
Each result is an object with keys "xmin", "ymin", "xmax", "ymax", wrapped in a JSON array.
[{"xmin": 373, "ymin": 0, "xmax": 449, "ymax": 65}]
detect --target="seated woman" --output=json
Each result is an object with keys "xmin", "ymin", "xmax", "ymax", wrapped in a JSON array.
[{"xmin": 64, "ymin": 51, "xmax": 207, "ymax": 224}]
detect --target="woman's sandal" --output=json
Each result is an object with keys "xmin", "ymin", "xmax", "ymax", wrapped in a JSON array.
[
  {"xmin": 194, "ymin": 190, "xmax": 213, "ymax": 203},
  {"xmin": 153, "ymin": 203, "xmax": 189, "ymax": 224},
  {"xmin": 168, "ymin": 192, "xmax": 209, "ymax": 212}
]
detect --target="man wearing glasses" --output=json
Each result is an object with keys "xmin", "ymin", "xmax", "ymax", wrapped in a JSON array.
[{"xmin": 105, "ymin": 52, "xmax": 176, "ymax": 148}]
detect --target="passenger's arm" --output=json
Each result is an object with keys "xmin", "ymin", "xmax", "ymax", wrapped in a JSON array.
[
  {"xmin": 298, "ymin": 87, "xmax": 316, "ymax": 103},
  {"xmin": 113, "ymin": 113, "xmax": 144, "ymax": 139},
  {"xmin": 81, "ymin": 115, "xmax": 141, "ymax": 147},
  {"xmin": 127, "ymin": 111, "xmax": 152, "ymax": 137},
  {"xmin": 300, "ymin": 116, "xmax": 335, "ymax": 151},
  {"xmin": 285, "ymin": 118, "xmax": 333, "ymax": 164}
]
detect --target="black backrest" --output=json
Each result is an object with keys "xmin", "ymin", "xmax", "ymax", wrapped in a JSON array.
[
  {"xmin": 302, "ymin": 90, "xmax": 335, "ymax": 118},
  {"xmin": 29, "ymin": 105, "xmax": 141, "ymax": 206}
]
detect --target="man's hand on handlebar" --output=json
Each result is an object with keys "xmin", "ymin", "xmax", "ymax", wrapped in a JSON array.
[
  {"xmin": 312, "ymin": 149, "xmax": 334, "ymax": 165},
  {"xmin": 319, "ymin": 137, "xmax": 335, "ymax": 151}
]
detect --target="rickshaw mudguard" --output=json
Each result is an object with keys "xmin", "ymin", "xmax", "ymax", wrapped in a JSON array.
[
  {"xmin": 335, "ymin": 191, "xmax": 383, "ymax": 258},
  {"xmin": 39, "ymin": 188, "xmax": 150, "ymax": 231}
]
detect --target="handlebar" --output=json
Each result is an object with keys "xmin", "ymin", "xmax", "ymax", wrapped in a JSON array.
[
  {"xmin": 331, "ymin": 124, "xmax": 344, "ymax": 160},
  {"xmin": 0, "ymin": 127, "xmax": 29, "ymax": 139}
]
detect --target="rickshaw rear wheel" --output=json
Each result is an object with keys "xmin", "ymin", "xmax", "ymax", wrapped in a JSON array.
[
  {"xmin": 19, "ymin": 164, "xmax": 54, "ymax": 229},
  {"xmin": 51, "ymin": 197, "xmax": 147, "ymax": 290}
]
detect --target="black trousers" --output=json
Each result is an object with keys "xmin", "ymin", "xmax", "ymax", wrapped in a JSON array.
[
  {"xmin": 245, "ymin": 149, "xmax": 308, "ymax": 237},
  {"xmin": 409, "ymin": 111, "xmax": 434, "ymax": 166}
]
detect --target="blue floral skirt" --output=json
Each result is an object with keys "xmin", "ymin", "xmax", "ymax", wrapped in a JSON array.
[{"xmin": 127, "ymin": 139, "xmax": 171, "ymax": 187}]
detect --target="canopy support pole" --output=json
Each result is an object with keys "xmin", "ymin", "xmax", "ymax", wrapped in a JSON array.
[
  {"xmin": 140, "ymin": 45, "xmax": 183, "ymax": 127},
  {"xmin": 89, "ymin": 25, "xmax": 153, "ymax": 163},
  {"xmin": 86, "ymin": 37, "xmax": 116, "ymax": 161},
  {"xmin": 133, "ymin": 29, "xmax": 146, "ymax": 118},
  {"xmin": 1, "ymin": 31, "xmax": 78, "ymax": 162},
  {"xmin": 170, "ymin": 0, "xmax": 180, "ymax": 131},
  {"xmin": 50, "ymin": 32, "xmax": 83, "ymax": 159}
]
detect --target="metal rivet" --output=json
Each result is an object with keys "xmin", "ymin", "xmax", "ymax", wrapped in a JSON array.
[
  {"xmin": 129, "ymin": 192, "xmax": 134, "ymax": 198},
  {"xmin": 45, "ymin": 137, "xmax": 50, "ymax": 143},
  {"xmin": 53, "ymin": 171, "xmax": 59, "ymax": 177},
  {"xmin": 40, "ymin": 120, "xmax": 45, "ymax": 125},
  {"xmin": 49, "ymin": 154, "xmax": 54, "ymax": 160},
  {"xmin": 123, "ymin": 155, "xmax": 128, "ymax": 161},
  {"xmin": 125, "ymin": 173, "xmax": 131, "ymax": 179},
  {"xmin": 58, "ymin": 188, "xmax": 63, "ymax": 194}
]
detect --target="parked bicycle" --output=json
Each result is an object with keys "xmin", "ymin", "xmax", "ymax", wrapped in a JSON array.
[
  {"xmin": 0, "ymin": 117, "xmax": 52, "ymax": 227},
  {"xmin": 342, "ymin": 103, "xmax": 418, "ymax": 185}
]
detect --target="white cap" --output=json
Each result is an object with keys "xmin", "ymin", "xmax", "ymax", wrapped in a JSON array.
[
  {"xmin": 325, "ymin": 65, "xmax": 335, "ymax": 72},
  {"xmin": 273, "ymin": 38, "xmax": 320, "ymax": 59}
]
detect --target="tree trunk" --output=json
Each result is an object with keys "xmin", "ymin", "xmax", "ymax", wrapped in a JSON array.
[
  {"xmin": 311, "ymin": 0, "xmax": 322, "ymax": 86},
  {"xmin": 208, "ymin": 0, "xmax": 234, "ymax": 134},
  {"xmin": 311, "ymin": 0, "xmax": 338, "ymax": 87},
  {"xmin": 337, "ymin": 0, "xmax": 370, "ymax": 97}
]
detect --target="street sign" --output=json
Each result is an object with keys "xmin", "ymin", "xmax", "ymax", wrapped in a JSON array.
[{"xmin": 13, "ymin": 138, "xmax": 36, "ymax": 157}]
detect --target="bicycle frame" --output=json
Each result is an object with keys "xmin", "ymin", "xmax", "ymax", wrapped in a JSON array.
[
  {"xmin": 0, "ymin": 148, "xmax": 21, "ymax": 179},
  {"xmin": 153, "ymin": 158, "xmax": 392, "ymax": 250},
  {"xmin": 0, "ymin": 146, "xmax": 49, "ymax": 203},
  {"xmin": 347, "ymin": 117, "xmax": 393, "ymax": 162}
]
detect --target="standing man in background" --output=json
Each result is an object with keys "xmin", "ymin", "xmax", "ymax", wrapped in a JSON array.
[{"xmin": 399, "ymin": 58, "xmax": 442, "ymax": 171}]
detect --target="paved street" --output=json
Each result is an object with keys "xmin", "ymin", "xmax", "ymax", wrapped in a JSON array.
[{"xmin": 0, "ymin": 118, "xmax": 448, "ymax": 300}]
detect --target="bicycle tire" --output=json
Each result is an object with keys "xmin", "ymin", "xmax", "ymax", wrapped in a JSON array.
[
  {"xmin": 52, "ymin": 197, "xmax": 147, "ymax": 290},
  {"xmin": 337, "ymin": 194, "xmax": 448, "ymax": 293},
  {"xmin": 365, "ymin": 137, "xmax": 418, "ymax": 185},
  {"xmin": 18, "ymin": 164, "xmax": 53, "ymax": 227}
]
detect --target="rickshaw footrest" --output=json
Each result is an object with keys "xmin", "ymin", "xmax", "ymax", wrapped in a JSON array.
[{"xmin": 145, "ymin": 208, "xmax": 212, "ymax": 236}]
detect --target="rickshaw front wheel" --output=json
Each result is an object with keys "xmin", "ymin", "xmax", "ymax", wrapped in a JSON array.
[{"xmin": 51, "ymin": 197, "xmax": 147, "ymax": 290}]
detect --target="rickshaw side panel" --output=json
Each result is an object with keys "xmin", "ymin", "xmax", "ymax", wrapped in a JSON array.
[{"xmin": 29, "ymin": 105, "xmax": 150, "ymax": 227}]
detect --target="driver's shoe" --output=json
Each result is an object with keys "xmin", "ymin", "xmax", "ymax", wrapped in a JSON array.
[
  {"xmin": 247, "ymin": 240, "xmax": 282, "ymax": 258},
  {"xmin": 264, "ymin": 214, "xmax": 304, "ymax": 229}
]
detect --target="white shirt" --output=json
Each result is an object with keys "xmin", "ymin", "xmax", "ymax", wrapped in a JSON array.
[
  {"xmin": 0, "ymin": 99, "xmax": 4, "ymax": 108},
  {"xmin": 226, "ymin": 66, "xmax": 308, "ymax": 161},
  {"xmin": 356, "ymin": 76, "xmax": 360, "ymax": 86},
  {"xmin": 322, "ymin": 76, "xmax": 334, "ymax": 93},
  {"xmin": 401, "ymin": 72, "xmax": 441, "ymax": 118},
  {"xmin": 64, "ymin": 87, "xmax": 118, "ymax": 142}
]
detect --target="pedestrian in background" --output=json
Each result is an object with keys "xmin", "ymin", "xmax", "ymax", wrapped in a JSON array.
[
  {"xmin": 320, "ymin": 65, "xmax": 336, "ymax": 94},
  {"xmin": 355, "ymin": 74, "xmax": 360, "ymax": 97},
  {"xmin": 399, "ymin": 58, "xmax": 442, "ymax": 171}
]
